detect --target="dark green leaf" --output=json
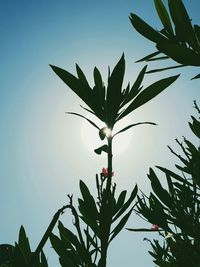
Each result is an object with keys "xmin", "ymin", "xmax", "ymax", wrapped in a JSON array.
[
  {"xmin": 117, "ymin": 74, "xmax": 179, "ymax": 121},
  {"xmin": 41, "ymin": 251, "xmax": 48, "ymax": 267},
  {"xmin": 106, "ymin": 54, "xmax": 125, "ymax": 126},
  {"xmin": 94, "ymin": 145, "xmax": 108, "ymax": 155},
  {"xmin": 76, "ymin": 64, "xmax": 90, "ymax": 89},
  {"xmin": 79, "ymin": 180, "xmax": 99, "ymax": 219},
  {"xmin": 194, "ymin": 25, "xmax": 200, "ymax": 43},
  {"xmin": 112, "ymin": 184, "xmax": 138, "ymax": 222},
  {"xmin": 120, "ymin": 65, "xmax": 147, "ymax": 108},
  {"xmin": 114, "ymin": 191, "xmax": 127, "ymax": 215},
  {"xmin": 99, "ymin": 127, "xmax": 107, "ymax": 140},
  {"xmin": 157, "ymin": 43, "xmax": 200, "ymax": 66},
  {"xmin": 126, "ymin": 228, "xmax": 159, "ymax": 232},
  {"xmin": 146, "ymin": 64, "xmax": 185, "ymax": 74},
  {"xmin": 50, "ymin": 64, "xmax": 94, "ymax": 110},
  {"xmin": 154, "ymin": 0, "xmax": 174, "ymax": 35},
  {"xmin": 129, "ymin": 14, "xmax": 168, "ymax": 43},
  {"xmin": 148, "ymin": 168, "xmax": 172, "ymax": 207},
  {"xmin": 189, "ymin": 116, "xmax": 200, "ymax": 138},
  {"xmin": 18, "ymin": 226, "xmax": 31, "ymax": 262},
  {"xmin": 168, "ymin": 0, "xmax": 199, "ymax": 50},
  {"xmin": 135, "ymin": 51, "xmax": 161, "ymax": 63},
  {"xmin": 191, "ymin": 73, "xmax": 200, "ymax": 80},
  {"xmin": 109, "ymin": 209, "xmax": 132, "ymax": 242},
  {"xmin": 66, "ymin": 112, "xmax": 100, "ymax": 130},
  {"xmin": 113, "ymin": 122, "xmax": 156, "ymax": 138}
]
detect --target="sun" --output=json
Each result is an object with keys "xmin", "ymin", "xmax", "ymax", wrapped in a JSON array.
[{"xmin": 80, "ymin": 116, "xmax": 133, "ymax": 156}]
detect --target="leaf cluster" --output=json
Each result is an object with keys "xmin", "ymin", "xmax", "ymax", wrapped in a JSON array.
[
  {"xmin": 130, "ymin": 0, "xmax": 200, "ymax": 79},
  {"xmin": 50, "ymin": 176, "xmax": 138, "ymax": 267},
  {"xmin": 0, "ymin": 226, "xmax": 48, "ymax": 267},
  {"xmin": 50, "ymin": 54, "xmax": 179, "ymax": 132},
  {"xmin": 128, "ymin": 102, "xmax": 200, "ymax": 267}
]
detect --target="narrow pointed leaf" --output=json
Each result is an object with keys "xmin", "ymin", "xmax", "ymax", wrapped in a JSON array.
[
  {"xmin": 112, "ymin": 184, "xmax": 138, "ymax": 222},
  {"xmin": 154, "ymin": 0, "xmax": 174, "ymax": 35},
  {"xmin": 189, "ymin": 116, "xmax": 200, "ymax": 138},
  {"xmin": 135, "ymin": 51, "xmax": 161, "ymax": 63},
  {"xmin": 109, "ymin": 209, "xmax": 132, "ymax": 243},
  {"xmin": 99, "ymin": 127, "xmax": 107, "ymax": 140},
  {"xmin": 157, "ymin": 43, "xmax": 200, "ymax": 66},
  {"xmin": 194, "ymin": 25, "xmax": 200, "ymax": 43},
  {"xmin": 94, "ymin": 145, "xmax": 108, "ymax": 155},
  {"xmin": 114, "ymin": 190, "xmax": 127, "ymax": 215},
  {"xmin": 129, "ymin": 14, "xmax": 168, "ymax": 43},
  {"xmin": 106, "ymin": 54, "xmax": 125, "ymax": 126},
  {"xmin": 127, "ymin": 228, "xmax": 160, "ymax": 232},
  {"xmin": 117, "ymin": 74, "xmax": 179, "ymax": 121},
  {"xmin": 66, "ymin": 112, "xmax": 100, "ymax": 130},
  {"xmin": 120, "ymin": 65, "xmax": 147, "ymax": 108},
  {"xmin": 146, "ymin": 64, "xmax": 185, "ymax": 74},
  {"xmin": 76, "ymin": 64, "xmax": 91, "ymax": 89},
  {"xmin": 113, "ymin": 122, "xmax": 156, "ymax": 138},
  {"xmin": 18, "ymin": 226, "xmax": 31, "ymax": 262},
  {"xmin": 168, "ymin": 0, "xmax": 199, "ymax": 50},
  {"xmin": 50, "ymin": 65, "xmax": 94, "ymax": 109},
  {"xmin": 191, "ymin": 73, "xmax": 200, "ymax": 80},
  {"xmin": 148, "ymin": 168, "xmax": 172, "ymax": 207}
]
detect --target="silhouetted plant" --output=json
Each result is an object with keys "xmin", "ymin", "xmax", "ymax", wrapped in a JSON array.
[
  {"xmin": 130, "ymin": 0, "xmax": 200, "ymax": 79},
  {"xmin": 128, "ymin": 101, "xmax": 200, "ymax": 267},
  {"xmin": 48, "ymin": 54, "xmax": 178, "ymax": 267}
]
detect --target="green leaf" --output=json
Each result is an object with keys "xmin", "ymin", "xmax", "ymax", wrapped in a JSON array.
[
  {"xmin": 41, "ymin": 251, "xmax": 48, "ymax": 267},
  {"xmin": 109, "ymin": 209, "xmax": 132, "ymax": 243},
  {"xmin": 191, "ymin": 73, "xmax": 200, "ymax": 80},
  {"xmin": 135, "ymin": 51, "xmax": 161, "ymax": 63},
  {"xmin": 99, "ymin": 127, "xmax": 107, "ymax": 140},
  {"xmin": 194, "ymin": 25, "xmax": 200, "ymax": 44},
  {"xmin": 148, "ymin": 168, "xmax": 172, "ymax": 207},
  {"xmin": 157, "ymin": 43, "xmax": 200, "ymax": 66},
  {"xmin": 112, "ymin": 184, "xmax": 138, "ymax": 222},
  {"xmin": 189, "ymin": 116, "xmax": 200, "ymax": 138},
  {"xmin": 154, "ymin": 0, "xmax": 174, "ymax": 35},
  {"xmin": 50, "ymin": 64, "xmax": 94, "ymax": 109},
  {"xmin": 156, "ymin": 166, "xmax": 193, "ymax": 187},
  {"xmin": 79, "ymin": 180, "xmax": 99, "ymax": 219},
  {"xmin": 18, "ymin": 226, "xmax": 31, "ymax": 262},
  {"xmin": 114, "ymin": 191, "xmax": 127, "ymax": 215},
  {"xmin": 94, "ymin": 144, "xmax": 108, "ymax": 155},
  {"xmin": 146, "ymin": 64, "xmax": 185, "ymax": 74},
  {"xmin": 168, "ymin": 0, "xmax": 199, "ymax": 50},
  {"xmin": 93, "ymin": 67, "xmax": 106, "ymax": 109},
  {"xmin": 66, "ymin": 112, "xmax": 100, "ymax": 130},
  {"xmin": 76, "ymin": 64, "xmax": 90, "ymax": 89},
  {"xmin": 120, "ymin": 65, "xmax": 147, "ymax": 108},
  {"xmin": 126, "ymin": 228, "xmax": 159, "ymax": 232},
  {"xmin": 106, "ymin": 54, "xmax": 125, "ymax": 127},
  {"xmin": 129, "ymin": 13, "xmax": 168, "ymax": 43},
  {"xmin": 113, "ymin": 122, "xmax": 156, "ymax": 138},
  {"xmin": 117, "ymin": 74, "xmax": 179, "ymax": 121}
]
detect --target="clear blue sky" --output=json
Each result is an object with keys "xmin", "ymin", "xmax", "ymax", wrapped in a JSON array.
[{"xmin": 0, "ymin": 1, "xmax": 200, "ymax": 266}]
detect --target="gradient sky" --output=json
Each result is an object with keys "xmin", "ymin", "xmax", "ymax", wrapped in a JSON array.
[{"xmin": 1, "ymin": 1, "xmax": 200, "ymax": 266}]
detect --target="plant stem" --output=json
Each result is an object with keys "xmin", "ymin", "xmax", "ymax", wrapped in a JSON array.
[{"xmin": 99, "ymin": 136, "xmax": 113, "ymax": 267}]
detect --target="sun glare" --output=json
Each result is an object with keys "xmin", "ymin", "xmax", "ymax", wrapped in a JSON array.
[{"xmin": 80, "ymin": 117, "xmax": 133, "ymax": 156}]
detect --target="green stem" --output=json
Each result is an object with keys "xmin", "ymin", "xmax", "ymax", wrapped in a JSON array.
[
  {"xmin": 31, "ymin": 205, "xmax": 69, "ymax": 264},
  {"xmin": 99, "ymin": 136, "xmax": 113, "ymax": 267}
]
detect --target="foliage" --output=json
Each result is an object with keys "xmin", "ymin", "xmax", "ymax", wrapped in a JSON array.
[
  {"xmin": 48, "ymin": 53, "xmax": 178, "ymax": 267},
  {"xmin": 50, "ymin": 54, "xmax": 178, "ymax": 133},
  {"xmin": 128, "ymin": 101, "xmax": 200, "ymax": 267},
  {"xmin": 0, "ymin": 226, "xmax": 48, "ymax": 267},
  {"xmin": 50, "ymin": 178, "xmax": 138, "ymax": 267},
  {"xmin": 130, "ymin": 0, "xmax": 200, "ymax": 79}
]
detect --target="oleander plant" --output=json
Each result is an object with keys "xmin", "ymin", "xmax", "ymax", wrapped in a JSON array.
[{"xmin": 0, "ymin": 1, "xmax": 199, "ymax": 267}]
